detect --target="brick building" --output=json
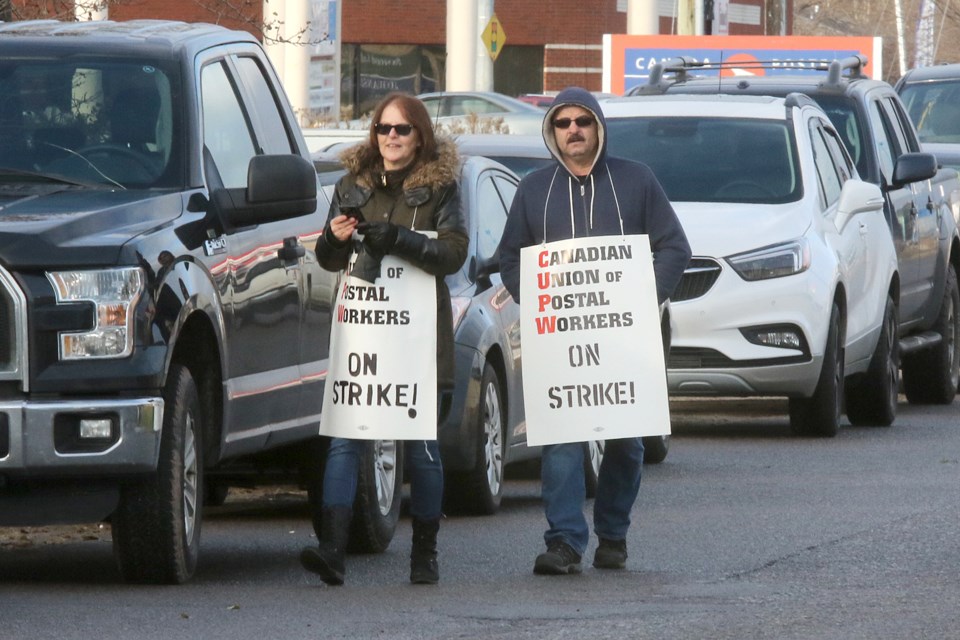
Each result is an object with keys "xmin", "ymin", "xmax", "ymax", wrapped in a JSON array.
[{"xmin": 7, "ymin": 0, "xmax": 789, "ymax": 117}]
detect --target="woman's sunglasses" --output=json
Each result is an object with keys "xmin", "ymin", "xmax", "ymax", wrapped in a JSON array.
[
  {"xmin": 552, "ymin": 115, "xmax": 595, "ymax": 129},
  {"xmin": 374, "ymin": 123, "xmax": 415, "ymax": 136}
]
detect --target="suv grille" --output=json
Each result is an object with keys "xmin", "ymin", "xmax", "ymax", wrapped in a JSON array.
[
  {"xmin": 673, "ymin": 258, "xmax": 721, "ymax": 302},
  {"xmin": 0, "ymin": 265, "xmax": 27, "ymax": 387}
]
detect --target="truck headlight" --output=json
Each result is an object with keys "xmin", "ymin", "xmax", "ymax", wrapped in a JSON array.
[
  {"xmin": 47, "ymin": 267, "xmax": 144, "ymax": 360},
  {"xmin": 726, "ymin": 239, "xmax": 810, "ymax": 281}
]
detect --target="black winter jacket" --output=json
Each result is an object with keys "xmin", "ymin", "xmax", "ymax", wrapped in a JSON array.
[{"xmin": 316, "ymin": 137, "xmax": 468, "ymax": 389}]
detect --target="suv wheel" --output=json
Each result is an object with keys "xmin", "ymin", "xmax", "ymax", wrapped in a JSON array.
[
  {"xmin": 902, "ymin": 267, "xmax": 960, "ymax": 403},
  {"xmin": 789, "ymin": 303, "xmax": 844, "ymax": 437},
  {"xmin": 846, "ymin": 294, "xmax": 899, "ymax": 426}
]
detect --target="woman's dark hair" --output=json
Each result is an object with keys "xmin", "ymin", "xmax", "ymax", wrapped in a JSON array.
[{"xmin": 368, "ymin": 92, "xmax": 437, "ymax": 162}]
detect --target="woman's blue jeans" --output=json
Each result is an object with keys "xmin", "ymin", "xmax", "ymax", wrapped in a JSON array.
[
  {"xmin": 322, "ymin": 437, "xmax": 443, "ymax": 521},
  {"xmin": 540, "ymin": 437, "xmax": 644, "ymax": 555}
]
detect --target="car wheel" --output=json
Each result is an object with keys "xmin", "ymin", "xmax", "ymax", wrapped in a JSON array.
[
  {"xmin": 445, "ymin": 363, "xmax": 505, "ymax": 515},
  {"xmin": 642, "ymin": 434, "xmax": 671, "ymax": 464},
  {"xmin": 112, "ymin": 364, "xmax": 203, "ymax": 584},
  {"xmin": 789, "ymin": 302, "xmax": 843, "ymax": 437},
  {"xmin": 846, "ymin": 294, "xmax": 899, "ymax": 426},
  {"xmin": 584, "ymin": 440, "xmax": 604, "ymax": 499},
  {"xmin": 347, "ymin": 440, "xmax": 402, "ymax": 553},
  {"xmin": 902, "ymin": 267, "xmax": 960, "ymax": 403}
]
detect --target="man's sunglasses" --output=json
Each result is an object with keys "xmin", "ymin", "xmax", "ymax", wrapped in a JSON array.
[
  {"xmin": 374, "ymin": 122, "xmax": 416, "ymax": 136},
  {"xmin": 552, "ymin": 115, "xmax": 595, "ymax": 129}
]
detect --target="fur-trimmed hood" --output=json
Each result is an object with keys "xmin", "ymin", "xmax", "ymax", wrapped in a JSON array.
[{"xmin": 338, "ymin": 134, "xmax": 460, "ymax": 191}]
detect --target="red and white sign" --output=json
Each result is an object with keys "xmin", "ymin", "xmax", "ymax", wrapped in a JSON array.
[{"xmin": 519, "ymin": 235, "xmax": 670, "ymax": 446}]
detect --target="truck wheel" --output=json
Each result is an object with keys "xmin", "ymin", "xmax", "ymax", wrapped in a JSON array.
[
  {"xmin": 347, "ymin": 440, "xmax": 402, "ymax": 553},
  {"xmin": 902, "ymin": 267, "xmax": 960, "ymax": 404},
  {"xmin": 789, "ymin": 303, "xmax": 843, "ymax": 437},
  {"xmin": 112, "ymin": 364, "xmax": 203, "ymax": 584},
  {"xmin": 846, "ymin": 294, "xmax": 899, "ymax": 426},
  {"xmin": 642, "ymin": 434, "xmax": 671, "ymax": 464},
  {"xmin": 584, "ymin": 440, "xmax": 604, "ymax": 499}
]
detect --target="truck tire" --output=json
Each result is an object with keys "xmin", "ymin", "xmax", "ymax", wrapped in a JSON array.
[
  {"xmin": 902, "ymin": 267, "xmax": 960, "ymax": 404},
  {"xmin": 789, "ymin": 303, "xmax": 843, "ymax": 437},
  {"xmin": 846, "ymin": 294, "xmax": 899, "ymax": 426},
  {"xmin": 348, "ymin": 440, "xmax": 402, "ymax": 553},
  {"xmin": 444, "ymin": 363, "xmax": 506, "ymax": 515},
  {"xmin": 112, "ymin": 364, "xmax": 203, "ymax": 584}
]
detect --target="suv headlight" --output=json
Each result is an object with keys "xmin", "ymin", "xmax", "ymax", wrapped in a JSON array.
[
  {"xmin": 47, "ymin": 267, "xmax": 144, "ymax": 360},
  {"xmin": 725, "ymin": 239, "xmax": 810, "ymax": 281}
]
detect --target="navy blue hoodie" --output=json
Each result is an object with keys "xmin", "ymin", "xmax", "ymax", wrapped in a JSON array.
[{"xmin": 498, "ymin": 87, "xmax": 691, "ymax": 304}]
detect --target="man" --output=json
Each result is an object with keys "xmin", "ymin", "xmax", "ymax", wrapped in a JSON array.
[{"xmin": 498, "ymin": 87, "xmax": 691, "ymax": 575}]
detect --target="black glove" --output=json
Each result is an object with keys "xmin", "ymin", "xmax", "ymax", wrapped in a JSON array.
[{"xmin": 357, "ymin": 221, "xmax": 399, "ymax": 255}]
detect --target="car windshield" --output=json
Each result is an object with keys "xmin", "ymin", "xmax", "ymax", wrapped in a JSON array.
[
  {"xmin": 0, "ymin": 57, "xmax": 182, "ymax": 189},
  {"xmin": 605, "ymin": 116, "xmax": 801, "ymax": 204},
  {"xmin": 898, "ymin": 79, "xmax": 960, "ymax": 144}
]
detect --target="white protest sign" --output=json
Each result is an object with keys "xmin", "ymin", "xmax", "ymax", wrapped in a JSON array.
[
  {"xmin": 320, "ymin": 250, "xmax": 437, "ymax": 440},
  {"xmin": 519, "ymin": 235, "xmax": 670, "ymax": 446}
]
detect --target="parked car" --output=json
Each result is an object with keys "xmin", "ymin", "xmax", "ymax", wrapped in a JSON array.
[
  {"xmin": 895, "ymin": 62, "xmax": 960, "ymax": 171},
  {"xmin": 600, "ymin": 93, "xmax": 900, "ymax": 436},
  {"xmin": 418, "ymin": 91, "xmax": 545, "ymax": 135},
  {"xmin": 630, "ymin": 55, "xmax": 960, "ymax": 407},
  {"xmin": 518, "ymin": 93, "xmax": 554, "ymax": 108}
]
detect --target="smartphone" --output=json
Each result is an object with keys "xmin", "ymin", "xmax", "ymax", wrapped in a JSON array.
[{"xmin": 342, "ymin": 208, "xmax": 365, "ymax": 223}]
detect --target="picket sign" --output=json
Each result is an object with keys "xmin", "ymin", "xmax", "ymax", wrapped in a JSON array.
[
  {"xmin": 519, "ymin": 234, "xmax": 670, "ymax": 446},
  {"xmin": 320, "ymin": 245, "xmax": 437, "ymax": 440}
]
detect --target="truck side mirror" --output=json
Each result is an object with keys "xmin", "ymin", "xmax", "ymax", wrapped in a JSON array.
[
  {"xmin": 890, "ymin": 152, "xmax": 938, "ymax": 190},
  {"xmin": 212, "ymin": 154, "xmax": 317, "ymax": 229}
]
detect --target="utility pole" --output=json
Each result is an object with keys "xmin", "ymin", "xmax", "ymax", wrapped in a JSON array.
[{"xmin": 626, "ymin": 0, "xmax": 659, "ymax": 35}]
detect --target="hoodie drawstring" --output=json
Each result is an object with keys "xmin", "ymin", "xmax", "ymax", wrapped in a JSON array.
[{"xmin": 541, "ymin": 163, "xmax": 626, "ymax": 241}]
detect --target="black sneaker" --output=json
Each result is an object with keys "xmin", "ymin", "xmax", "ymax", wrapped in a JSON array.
[
  {"xmin": 593, "ymin": 537, "xmax": 627, "ymax": 569},
  {"xmin": 533, "ymin": 540, "xmax": 582, "ymax": 575}
]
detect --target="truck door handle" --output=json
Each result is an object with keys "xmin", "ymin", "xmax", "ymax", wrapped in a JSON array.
[{"xmin": 278, "ymin": 236, "xmax": 305, "ymax": 262}]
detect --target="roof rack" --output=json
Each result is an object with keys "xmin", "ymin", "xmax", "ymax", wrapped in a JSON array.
[{"xmin": 630, "ymin": 55, "xmax": 870, "ymax": 96}]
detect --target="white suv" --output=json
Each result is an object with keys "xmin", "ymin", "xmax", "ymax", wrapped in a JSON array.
[{"xmin": 600, "ymin": 94, "xmax": 900, "ymax": 436}]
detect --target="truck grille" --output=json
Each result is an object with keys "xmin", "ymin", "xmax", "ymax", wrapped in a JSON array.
[
  {"xmin": 0, "ymin": 265, "xmax": 27, "ymax": 387},
  {"xmin": 673, "ymin": 258, "xmax": 722, "ymax": 302}
]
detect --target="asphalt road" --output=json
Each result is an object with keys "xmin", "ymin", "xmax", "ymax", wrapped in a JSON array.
[{"xmin": 2, "ymin": 396, "xmax": 958, "ymax": 640}]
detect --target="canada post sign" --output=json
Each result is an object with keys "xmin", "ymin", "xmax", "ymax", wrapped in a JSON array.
[{"xmin": 602, "ymin": 35, "xmax": 882, "ymax": 95}]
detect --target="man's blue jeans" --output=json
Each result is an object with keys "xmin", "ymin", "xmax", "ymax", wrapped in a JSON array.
[
  {"xmin": 322, "ymin": 438, "xmax": 444, "ymax": 521},
  {"xmin": 540, "ymin": 437, "xmax": 644, "ymax": 555}
]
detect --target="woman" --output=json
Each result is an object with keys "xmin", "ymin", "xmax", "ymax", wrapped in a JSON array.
[{"xmin": 300, "ymin": 92, "xmax": 467, "ymax": 586}]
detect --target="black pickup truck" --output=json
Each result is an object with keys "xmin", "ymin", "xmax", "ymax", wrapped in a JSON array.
[
  {"xmin": 0, "ymin": 20, "xmax": 395, "ymax": 584},
  {"xmin": 631, "ymin": 56, "xmax": 960, "ymax": 408}
]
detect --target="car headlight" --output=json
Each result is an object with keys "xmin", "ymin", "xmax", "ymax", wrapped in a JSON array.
[
  {"xmin": 47, "ymin": 267, "xmax": 145, "ymax": 360},
  {"xmin": 725, "ymin": 239, "xmax": 810, "ymax": 281}
]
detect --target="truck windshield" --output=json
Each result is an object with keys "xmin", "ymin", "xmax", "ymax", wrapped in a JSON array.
[
  {"xmin": 0, "ymin": 58, "xmax": 182, "ymax": 189},
  {"xmin": 606, "ymin": 116, "xmax": 801, "ymax": 204},
  {"xmin": 898, "ymin": 79, "xmax": 960, "ymax": 144}
]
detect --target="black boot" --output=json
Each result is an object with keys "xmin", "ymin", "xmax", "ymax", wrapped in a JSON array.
[
  {"xmin": 300, "ymin": 505, "xmax": 352, "ymax": 585},
  {"xmin": 410, "ymin": 517, "xmax": 440, "ymax": 584}
]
